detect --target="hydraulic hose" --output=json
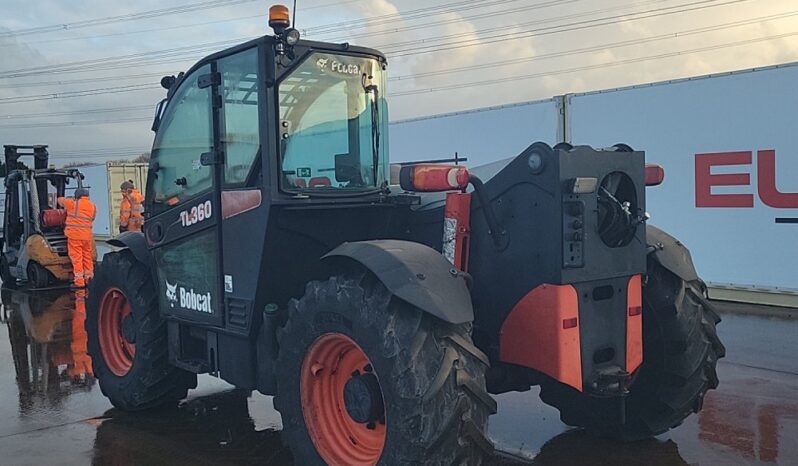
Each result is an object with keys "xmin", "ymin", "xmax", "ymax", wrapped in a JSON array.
[{"xmin": 468, "ymin": 174, "xmax": 507, "ymax": 250}]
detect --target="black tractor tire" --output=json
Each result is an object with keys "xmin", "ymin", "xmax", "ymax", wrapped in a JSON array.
[
  {"xmin": 539, "ymin": 258, "xmax": 725, "ymax": 440},
  {"xmin": 273, "ymin": 272, "xmax": 496, "ymax": 466},
  {"xmin": 87, "ymin": 250, "xmax": 196, "ymax": 411},
  {"xmin": 26, "ymin": 261, "xmax": 51, "ymax": 288},
  {"xmin": 0, "ymin": 255, "xmax": 17, "ymax": 289}
]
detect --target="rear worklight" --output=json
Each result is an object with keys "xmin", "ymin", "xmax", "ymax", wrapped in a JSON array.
[
  {"xmin": 645, "ymin": 164, "xmax": 665, "ymax": 186},
  {"xmin": 400, "ymin": 164, "xmax": 470, "ymax": 192}
]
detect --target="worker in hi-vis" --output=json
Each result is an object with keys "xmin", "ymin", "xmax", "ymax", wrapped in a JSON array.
[
  {"xmin": 119, "ymin": 180, "xmax": 144, "ymax": 233},
  {"xmin": 57, "ymin": 188, "xmax": 96, "ymax": 288}
]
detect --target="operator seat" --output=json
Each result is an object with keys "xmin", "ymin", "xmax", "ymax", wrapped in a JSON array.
[{"xmin": 308, "ymin": 176, "xmax": 331, "ymax": 187}]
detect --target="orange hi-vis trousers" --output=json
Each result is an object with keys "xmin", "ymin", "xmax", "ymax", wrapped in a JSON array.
[
  {"xmin": 68, "ymin": 238, "xmax": 94, "ymax": 287},
  {"xmin": 70, "ymin": 289, "xmax": 93, "ymax": 377}
]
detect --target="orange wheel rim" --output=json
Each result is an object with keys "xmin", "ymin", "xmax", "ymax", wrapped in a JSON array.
[
  {"xmin": 98, "ymin": 287, "xmax": 136, "ymax": 376},
  {"xmin": 301, "ymin": 333, "xmax": 386, "ymax": 465}
]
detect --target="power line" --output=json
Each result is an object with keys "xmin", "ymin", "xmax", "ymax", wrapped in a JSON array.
[
  {"xmin": 385, "ymin": 0, "xmax": 750, "ymax": 56},
  {"xmin": 337, "ymin": 0, "xmax": 618, "ymax": 41},
  {"xmin": 391, "ymin": 30, "xmax": 798, "ymax": 97},
  {"xmin": 0, "ymin": 38, "xmax": 244, "ymax": 78},
  {"xmin": 8, "ymin": 27, "xmax": 793, "ymax": 157},
  {"xmin": 2, "ymin": 105, "xmax": 153, "ymax": 119},
  {"xmin": 301, "ymin": 0, "xmax": 528, "ymax": 35},
  {"xmin": 0, "ymin": 72, "xmax": 175, "ymax": 89},
  {"xmin": 389, "ymin": 7, "xmax": 798, "ymax": 81},
  {"xmin": 0, "ymin": 0, "xmax": 260, "ymax": 38},
  {"xmin": 0, "ymin": 0, "xmax": 734, "ymax": 82},
  {"xmin": 0, "ymin": 0, "xmax": 532, "ymax": 78},
  {"xmin": 0, "ymin": 84, "xmax": 159, "ymax": 104},
  {"xmin": 1, "ymin": 2, "xmax": 790, "ymax": 118},
  {"xmin": 54, "ymin": 146, "xmax": 148, "ymax": 154},
  {"xmin": 354, "ymin": 0, "xmax": 666, "ymax": 44},
  {"xmin": 0, "ymin": 0, "xmax": 365, "ymax": 48},
  {"xmin": 0, "ymin": 117, "xmax": 151, "ymax": 128}
]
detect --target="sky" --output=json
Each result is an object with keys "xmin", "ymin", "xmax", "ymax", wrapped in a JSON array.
[{"xmin": 1, "ymin": 0, "xmax": 798, "ymax": 164}]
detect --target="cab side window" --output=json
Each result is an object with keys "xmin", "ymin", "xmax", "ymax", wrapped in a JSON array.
[
  {"xmin": 219, "ymin": 48, "xmax": 260, "ymax": 187},
  {"xmin": 150, "ymin": 64, "xmax": 213, "ymax": 209}
]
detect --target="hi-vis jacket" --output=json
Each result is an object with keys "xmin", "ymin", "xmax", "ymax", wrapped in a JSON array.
[
  {"xmin": 120, "ymin": 189, "xmax": 144, "ymax": 230},
  {"xmin": 58, "ymin": 197, "xmax": 97, "ymax": 240}
]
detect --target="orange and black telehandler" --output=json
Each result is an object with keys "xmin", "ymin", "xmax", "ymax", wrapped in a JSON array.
[{"xmin": 86, "ymin": 6, "xmax": 725, "ymax": 465}]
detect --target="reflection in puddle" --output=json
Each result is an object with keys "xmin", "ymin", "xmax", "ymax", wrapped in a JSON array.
[
  {"xmin": 700, "ymin": 389, "xmax": 798, "ymax": 463},
  {"xmin": 1, "ymin": 288, "xmax": 95, "ymax": 412},
  {"xmin": 529, "ymin": 430, "xmax": 688, "ymax": 466},
  {"xmin": 92, "ymin": 390, "xmax": 293, "ymax": 465}
]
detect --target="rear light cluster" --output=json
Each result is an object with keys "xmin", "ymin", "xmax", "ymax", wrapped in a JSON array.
[
  {"xmin": 399, "ymin": 164, "xmax": 470, "ymax": 192},
  {"xmin": 645, "ymin": 164, "xmax": 665, "ymax": 186}
]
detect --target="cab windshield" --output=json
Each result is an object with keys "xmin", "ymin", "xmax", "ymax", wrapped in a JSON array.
[{"xmin": 278, "ymin": 53, "xmax": 388, "ymax": 192}]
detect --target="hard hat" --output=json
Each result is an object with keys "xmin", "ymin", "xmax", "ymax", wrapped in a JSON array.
[
  {"xmin": 75, "ymin": 188, "xmax": 90, "ymax": 199},
  {"xmin": 120, "ymin": 180, "xmax": 134, "ymax": 191}
]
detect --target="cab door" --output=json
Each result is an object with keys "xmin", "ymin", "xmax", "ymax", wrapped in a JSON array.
[{"xmin": 145, "ymin": 62, "xmax": 225, "ymax": 327}]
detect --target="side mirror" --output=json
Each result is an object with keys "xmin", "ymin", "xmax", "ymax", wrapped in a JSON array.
[{"xmin": 160, "ymin": 75, "xmax": 176, "ymax": 90}]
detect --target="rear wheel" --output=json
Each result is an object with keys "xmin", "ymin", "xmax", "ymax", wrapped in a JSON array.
[
  {"xmin": 26, "ymin": 261, "xmax": 51, "ymax": 288},
  {"xmin": 539, "ymin": 258, "xmax": 725, "ymax": 439},
  {"xmin": 274, "ymin": 273, "xmax": 496, "ymax": 465},
  {"xmin": 87, "ymin": 250, "xmax": 196, "ymax": 410}
]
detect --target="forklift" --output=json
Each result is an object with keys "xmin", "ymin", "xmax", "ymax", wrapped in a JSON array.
[{"xmin": 0, "ymin": 145, "xmax": 92, "ymax": 288}]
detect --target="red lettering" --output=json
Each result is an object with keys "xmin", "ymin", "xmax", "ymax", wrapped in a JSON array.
[
  {"xmin": 757, "ymin": 150, "xmax": 798, "ymax": 208},
  {"xmin": 695, "ymin": 152, "xmax": 754, "ymax": 208}
]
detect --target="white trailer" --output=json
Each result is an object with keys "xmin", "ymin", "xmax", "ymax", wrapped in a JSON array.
[
  {"xmin": 390, "ymin": 97, "xmax": 564, "ymax": 166},
  {"xmin": 79, "ymin": 162, "xmax": 148, "ymax": 239},
  {"xmin": 566, "ymin": 63, "xmax": 798, "ymax": 307},
  {"xmin": 388, "ymin": 62, "xmax": 798, "ymax": 307}
]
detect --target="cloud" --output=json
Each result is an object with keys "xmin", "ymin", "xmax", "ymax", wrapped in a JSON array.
[{"xmin": 1, "ymin": 0, "xmax": 798, "ymax": 162}]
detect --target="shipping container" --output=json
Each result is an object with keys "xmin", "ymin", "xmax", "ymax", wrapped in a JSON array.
[
  {"xmin": 79, "ymin": 162, "xmax": 148, "ymax": 238},
  {"xmin": 388, "ymin": 62, "xmax": 798, "ymax": 306}
]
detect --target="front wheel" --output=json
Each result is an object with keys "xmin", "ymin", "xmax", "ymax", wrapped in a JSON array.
[
  {"xmin": 87, "ymin": 250, "xmax": 196, "ymax": 411},
  {"xmin": 27, "ymin": 261, "xmax": 51, "ymax": 288},
  {"xmin": 274, "ymin": 273, "xmax": 496, "ymax": 465}
]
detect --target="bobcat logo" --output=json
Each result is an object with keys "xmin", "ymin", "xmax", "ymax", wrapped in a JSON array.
[
  {"xmin": 316, "ymin": 57, "xmax": 329, "ymax": 70},
  {"xmin": 165, "ymin": 280, "xmax": 178, "ymax": 307}
]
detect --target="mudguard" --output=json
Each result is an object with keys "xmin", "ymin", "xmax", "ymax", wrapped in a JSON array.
[
  {"xmin": 106, "ymin": 231, "xmax": 152, "ymax": 268},
  {"xmin": 646, "ymin": 225, "xmax": 699, "ymax": 283},
  {"xmin": 323, "ymin": 239, "xmax": 474, "ymax": 324}
]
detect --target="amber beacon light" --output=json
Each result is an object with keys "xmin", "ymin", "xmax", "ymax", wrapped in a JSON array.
[{"xmin": 269, "ymin": 4, "xmax": 291, "ymax": 33}]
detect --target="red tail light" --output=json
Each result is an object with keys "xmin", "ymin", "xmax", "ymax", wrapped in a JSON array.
[
  {"xmin": 645, "ymin": 164, "xmax": 665, "ymax": 186},
  {"xmin": 399, "ymin": 164, "xmax": 470, "ymax": 192}
]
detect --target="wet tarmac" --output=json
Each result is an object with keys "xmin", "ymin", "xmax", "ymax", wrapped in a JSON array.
[{"xmin": 0, "ymin": 286, "xmax": 795, "ymax": 465}]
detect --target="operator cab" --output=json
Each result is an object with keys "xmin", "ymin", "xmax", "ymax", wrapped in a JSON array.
[
  {"xmin": 147, "ymin": 19, "xmax": 389, "ymax": 217},
  {"xmin": 141, "ymin": 6, "xmax": 395, "ymax": 366}
]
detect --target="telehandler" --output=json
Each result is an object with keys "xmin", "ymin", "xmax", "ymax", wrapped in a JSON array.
[{"xmin": 87, "ymin": 6, "xmax": 724, "ymax": 465}]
